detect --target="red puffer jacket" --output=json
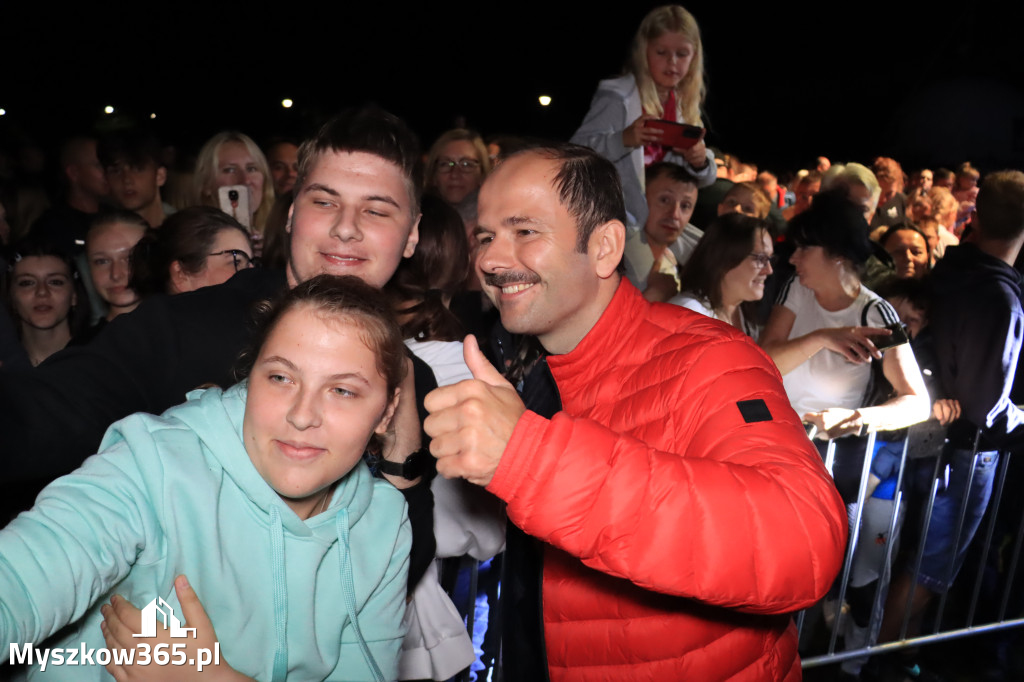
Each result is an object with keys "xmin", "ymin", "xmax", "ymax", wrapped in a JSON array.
[{"xmin": 487, "ymin": 281, "xmax": 847, "ymax": 681}]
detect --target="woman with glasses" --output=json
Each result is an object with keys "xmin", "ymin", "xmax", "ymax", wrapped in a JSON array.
[
  {"xmin": 669, "ymin": 213, "xmax": 774, "ymax": 339},
  {"xmin": 424, "ymin": 130, "xmax": 491, "ymax": 236},
  {"xmin": 130, "ymin": 206, "xmax": 255, "ymax": 297}
]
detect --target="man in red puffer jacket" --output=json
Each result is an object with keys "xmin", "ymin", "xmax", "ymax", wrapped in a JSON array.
[{"xmin": 425, "ymin": 143, "xmax": 847, "ymax": 682}]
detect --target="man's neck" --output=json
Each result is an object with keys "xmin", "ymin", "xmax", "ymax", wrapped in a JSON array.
[{"xmin": 974, "ymin": 235, "xmax": 1024, "ymax": 267}]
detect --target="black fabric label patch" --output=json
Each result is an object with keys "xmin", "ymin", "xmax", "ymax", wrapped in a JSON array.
[{"xmin": 737, "ymin": 399, "xmax": 772, "ymax": 423}]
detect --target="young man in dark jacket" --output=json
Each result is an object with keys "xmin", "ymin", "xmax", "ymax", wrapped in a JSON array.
[{"xmin": 879, "ymin": 170, "xmax": 1024, "ymax": 666}]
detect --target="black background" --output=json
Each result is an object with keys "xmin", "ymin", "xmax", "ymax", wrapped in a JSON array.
[{"xmin": 4, "ymin": 1, "xmax": 1024, "ymax": 174}]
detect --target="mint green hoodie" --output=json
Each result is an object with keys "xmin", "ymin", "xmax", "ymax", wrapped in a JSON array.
[{"xmin": 0, "ymin": 383, "xmax": 410, "ymax": 681}]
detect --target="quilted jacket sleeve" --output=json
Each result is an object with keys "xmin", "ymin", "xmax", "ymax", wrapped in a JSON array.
[{"xmin": 486, "ymin": 336, "xmax": 847, "ymax": 615}]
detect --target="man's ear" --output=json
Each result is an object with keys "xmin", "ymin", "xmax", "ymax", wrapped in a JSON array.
[
  {"xmin": 403, "ymin": 213, "xmax": 421, "ymax": 259},
  {"xmin": 589, "ymin": 219, "xmax": 626, "ymax": 279},
  {"xmin": 156, "ymin": 166, "xmax": 167, "ymax": 188}
]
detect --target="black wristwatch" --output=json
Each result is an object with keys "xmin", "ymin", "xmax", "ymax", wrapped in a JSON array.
[{"xmin": 377, "ymin": 447, "xmax": 430, "ymax": 480}]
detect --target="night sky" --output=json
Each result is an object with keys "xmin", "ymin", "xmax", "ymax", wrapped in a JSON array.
[{"xmin": 4, "ymin": 2, "xmax": 1024, "ymax": 176}]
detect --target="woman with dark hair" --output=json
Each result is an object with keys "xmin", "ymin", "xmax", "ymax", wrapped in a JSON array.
[
  {"xmin": 670, "ymin": 213, "xmax": 773, "ymax": 338},
  {"xmin": 387, "ymin": 195, "xmax": 468, "ymax": 347},
  {"xmin": 7, "ymin": 238, "xmax": 89, "ymax": 365},
  {"xmin": 130, "ymin": 206, "xmax": 254, "ymax": 297},
  {"xmin": 760, "ymin": 191, "xmax": 932, "ymax": 678},
  {"xmin": 760, "ymin": 190, "xmax": 929, "ymax": 444},
  {"xmin": 879, "ymin": 222, "xmax": 931, "ymax": 280},
  {"xmin": 384, "ymin": 194, "xmax": 503, "ymax": 680}
]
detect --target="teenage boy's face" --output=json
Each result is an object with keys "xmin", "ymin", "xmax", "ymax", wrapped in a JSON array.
[
  {"xmin": 285, "ymin": 150, "xmax": 420, "ymax": 289},
  {"xmin": 105, "ymin": 159, "xmax": 165, "ymax": 212}
]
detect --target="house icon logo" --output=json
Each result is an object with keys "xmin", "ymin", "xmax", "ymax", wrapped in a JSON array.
[{"xmin": 132, "ymin": 597, "xmax": 197, "ymax": 639}]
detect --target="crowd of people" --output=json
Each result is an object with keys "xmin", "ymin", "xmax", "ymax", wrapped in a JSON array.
[{"xmin": 1, "ymin": 4, "xmax": 1022, "ymax": 682}]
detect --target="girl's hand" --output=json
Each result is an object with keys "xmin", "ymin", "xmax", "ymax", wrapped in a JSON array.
[
  {"xmin": 803, "ymin": 408, "xmax": 865, "ymax": 439},
  {"xmin": 100, "ymin": 575, "xmax": 251, "ymax": 682},
  {"xmin": 622, "ymin": 115, "xmax": 663, "ymax": 149},
  {"xmin": 932, "ymin": 398, "xmax": 962, "ymax": 425},
  {"xmin": 815, "ymin": 326, "xmax": 891, "ymax": 363},
  {"xmin": 676, "ymin": 140, "xmax": 708, "ymax": 169}
]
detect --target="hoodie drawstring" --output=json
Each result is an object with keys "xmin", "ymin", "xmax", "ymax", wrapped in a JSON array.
[
  {"xmin": 269, "ymin": 506, "xmax": 289, "ymax": 682},
  {"xmin": 337, "ymin": 508, "xmax": 385, "ymax": 682}
]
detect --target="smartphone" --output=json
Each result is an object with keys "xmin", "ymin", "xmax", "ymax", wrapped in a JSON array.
[
  {"xmin": 218, "ymin": 185, "xmax": 253, "ymax": 231},
  {"xmin": 875, "ymin": 323, "xmax": 910, "ymax": 352},
  {"xmin": 643, "ymin": 120, "xmax": 705, "ymax": 149}
]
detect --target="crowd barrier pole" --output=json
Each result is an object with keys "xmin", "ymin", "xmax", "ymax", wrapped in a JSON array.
[{"xmin": 801, "ymin": 427, "xmax": 1024, "ymax": 673}]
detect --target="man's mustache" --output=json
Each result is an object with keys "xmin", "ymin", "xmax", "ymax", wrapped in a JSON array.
[{"xmin": 482, "ymin": 272, "xmax": 540, "ymax": 288}]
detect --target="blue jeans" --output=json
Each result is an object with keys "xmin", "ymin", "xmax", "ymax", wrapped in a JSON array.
[{"xmin": 913, "ymin": 446, "xmax": 1000, "ymax": 593}]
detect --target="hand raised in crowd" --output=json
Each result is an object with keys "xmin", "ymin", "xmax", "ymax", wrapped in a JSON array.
[
  {"xmin": 932, "ymin": 398, "xmax": 962, "ymax": 425},
  {"xmin": 815, "ymin": 326, "xmax": 891, "ymax": 364},
  {"xmin": 100, "ymin": 575, "xmax": 251, "ymax": 682},
  {"xmin": 424, "ymin": 335, "xmax": 525, "ymax": 487},
  {"xmin": 622, "ymin": 114, "xmax": 664, "ymax": 149},
  {"xmin": 677, "ymin": 139, "xmax": 708, "ymax": 170},
  {"xmin": 643, "ymin": 270, "xmax": 679, "ymax": 303}
]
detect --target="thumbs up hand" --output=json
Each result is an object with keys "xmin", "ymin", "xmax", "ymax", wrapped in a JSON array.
[{"xmin": 424, "ymin": 335, "xmax": 526, "ymax": 487}]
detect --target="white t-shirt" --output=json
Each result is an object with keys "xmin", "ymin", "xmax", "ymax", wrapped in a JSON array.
[
  {"xmin": 404, "ymin": 338, "xmax": 472, "ymax": 387},
  {"xmin": 668, "ymin": 292, "xmax": 758, "ymax": 340},
  {"xmin": 777, "ymin": 277, "xmax": 900, "ymax": 417}
]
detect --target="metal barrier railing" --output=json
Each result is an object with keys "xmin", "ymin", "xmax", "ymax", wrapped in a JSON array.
[{"xmin": 799, "ymin": 425, "xmax": 1024, "ymax": 675}]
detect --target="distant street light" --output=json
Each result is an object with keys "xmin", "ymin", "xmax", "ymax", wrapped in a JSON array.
[
  {"xmin": 282, "ymin": 99, "xmax": 294, "ymax": 108},
  {"xmin": 539, "ymin": 95, "xmax": 552, "ymax": 106},
  {"xmin": 104, "ymin": 105, "xmax": 114, "ymax": 114}
]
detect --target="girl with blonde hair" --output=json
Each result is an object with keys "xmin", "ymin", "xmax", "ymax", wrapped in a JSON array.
[
  {"xmin": 193, "ymin": 131, "xmax": 276, "ymax": 239},
  {"xmin": 571, "ymin": 5, "xmax": 716, "ymax": 226}
]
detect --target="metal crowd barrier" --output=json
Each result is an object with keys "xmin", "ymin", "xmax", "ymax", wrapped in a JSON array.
[{"xmin": 798, "ymin": 426, "xmax": 1024, "ymax": 674}]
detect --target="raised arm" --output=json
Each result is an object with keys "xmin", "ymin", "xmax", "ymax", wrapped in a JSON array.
[
  {"xmin": 760, "ymin": 303, "xmax": 889, "ymax": 375},
  {"xmin": 0, "ymin": 437, "xmax": 155, "ymax": 652}
]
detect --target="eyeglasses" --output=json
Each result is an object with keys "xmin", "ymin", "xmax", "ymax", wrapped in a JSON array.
[
  {"xmin": 748, "ymin": 253, "xmax": 774, "ymax": 269},
  {"xmin": 210, "ymin": 249, "xmax": 254, "ymax": 271},
  {"xmin": 436, "ymin": 158, "xmax": 482, "ymax": 175}
]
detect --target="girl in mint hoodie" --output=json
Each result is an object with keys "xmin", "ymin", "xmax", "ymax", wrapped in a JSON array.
[{"xmin": 0, "ymin": 275, "xmax": 411, "ymax": 681}]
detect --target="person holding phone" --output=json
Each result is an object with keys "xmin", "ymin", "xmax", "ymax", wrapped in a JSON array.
[
  {"xmin": 193, "ymin": 131, "xmax": 276, "ymax": 240},
  {"xmin": 760, "ymin": 190, "xmax": 930, "ymax": 487},
  {"xmin": 570, "ymin": 5, "xmax": 716, "ymax": 227}
]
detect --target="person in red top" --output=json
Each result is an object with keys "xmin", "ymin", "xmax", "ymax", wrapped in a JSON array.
[{"xmin": 425, "ymin": 143, "xmax": 847, "ymax": 681}]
